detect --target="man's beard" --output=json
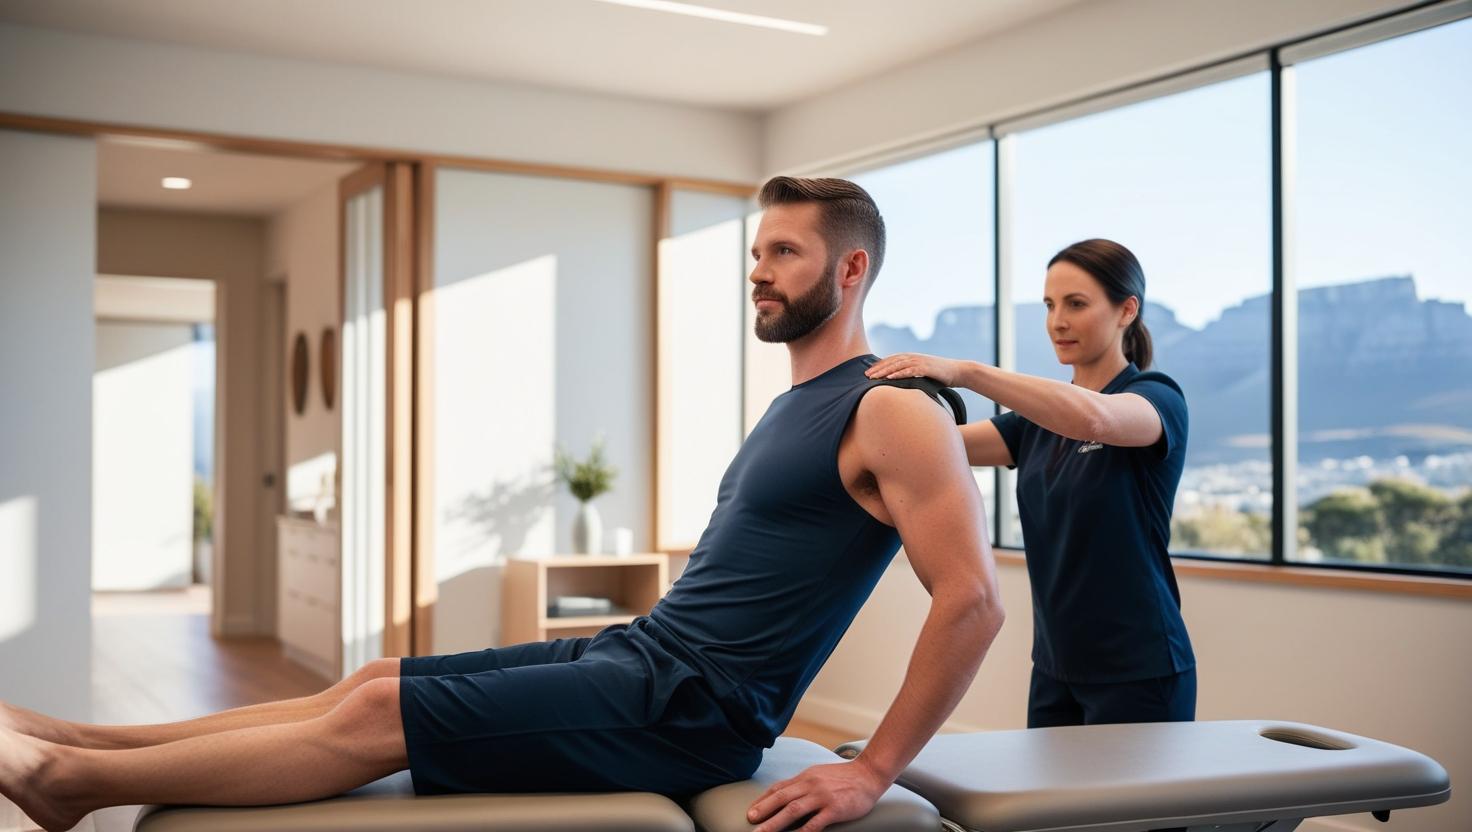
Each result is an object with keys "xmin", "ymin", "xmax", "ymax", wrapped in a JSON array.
[{"xmin": 753, "ymin": 261, "xmax": 842, "ymax": 344}]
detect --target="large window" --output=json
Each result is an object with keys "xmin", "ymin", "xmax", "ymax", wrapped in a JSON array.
[
  {"xmin": 1289, "ymin": 17, "xmax": 1472, "ymax": 572},
  {"xmin": 851, "ymin": 141, "xmax": 997, "ymax": 523},
  {"xmin": 1002, "ymin": 73, "xmax": 1272, "ymax": 555},
  {"xmin": 738, "ymin": 4, "xmax": 1471, "ymax": 578}
]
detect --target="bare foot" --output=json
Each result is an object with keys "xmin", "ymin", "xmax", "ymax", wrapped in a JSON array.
[
  {"xmin": 0, "ymin": 727, "xmax": 87, "ymax": 832},
  {"xmin": 0, "ymin": 702, "xmax": 81, "ymax": 748}
]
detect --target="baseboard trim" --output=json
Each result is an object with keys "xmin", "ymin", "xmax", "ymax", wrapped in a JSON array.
[
  {"xmin": 218, "ymin": 612, "xmax": 259, "ymax": 637},
  {"xmin": 794, "ymin": 693, "xmax": 986, "ymax": 738},
  {"xmin": 282, "ymin": 644, "xmax": 337, "ymax": 682}
]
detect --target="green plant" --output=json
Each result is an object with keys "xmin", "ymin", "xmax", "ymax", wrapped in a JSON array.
[
  {"xmin": 553, "ymin": 436, "xmax": 617, "ymax": 503},
  {"xmin": 1171, "ymin": 506, "xmax": 1271, "ymax": 554},
  {"xmin": 1300, "ymin": 478, "xmax": 1471, "ymax": 567},
  {"xmin": 193, "ymin": 477, "xmax": 213, "ymax": 543}
]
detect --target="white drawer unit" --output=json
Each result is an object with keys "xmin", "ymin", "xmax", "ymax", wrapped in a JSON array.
[{"xmin": 277, "ymin": 516, "xmax": 340, "ymax": 680}]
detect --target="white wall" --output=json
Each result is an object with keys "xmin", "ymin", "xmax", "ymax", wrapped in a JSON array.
[
  {"xmin": 97, "ymin": 209, "xmax": 272, "ymax": 636},
  {"xmin": 95, "ymin": 274, "xmax": 217, "ymax": 322},
  {"xmin": 93, "ymin": 320, "xmax": 196, "ymax": 590},
  {"xmin": 430, "ymin": 168, "xmax": 652, "ymax": 653},
  {"xmin": 0, "ymin": 129, "xmax": 96, "ymax": 720},
  {"xmin": 266, "ymin": 182, "xmax": 341, "ymax": 514},
  {"xmin": 0, "ymin": 22, "xmax": 762, "ymax": 184},
  {"xmin": 764, "ymin": 0, "xmax": 1413, "ymax": 173},
  {"xmin": 797, "ymin": 556, "xmax": 1470, "ymax": 832}
]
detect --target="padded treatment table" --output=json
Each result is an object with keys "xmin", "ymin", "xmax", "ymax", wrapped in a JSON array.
[
  {"xmin": 836, "ymin": 720, "xmax": 1451, "ymax": 832},
  {"xmin": 132, "ymin": 737, "xmax": 940, "ymax": 832},
  {"xmin": 133, "ymin": 775, "xmax": 694, "ymax": 832},
  {"xmin": 689, "ymin": 733, "xmax": 939, "ymax": 832}
]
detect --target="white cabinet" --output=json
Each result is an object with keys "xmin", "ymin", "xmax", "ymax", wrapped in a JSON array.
[{"xmin": 277, "ymin": 516, "xmax": 339, "ymax": 680}]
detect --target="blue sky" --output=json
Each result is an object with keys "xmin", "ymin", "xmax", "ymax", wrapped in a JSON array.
[{"xmin": 855, "ymin": 16, "xmax": 1469, "ymax": 337}]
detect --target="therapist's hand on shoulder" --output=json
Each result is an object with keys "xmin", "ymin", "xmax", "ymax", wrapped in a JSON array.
[
  {"xmin": 747, "ymin": 758, "xmax": 889, "ymax": 832},
  {"xmin": 866, "ymin": 352, "xmax": 968, "ymax": 387}
]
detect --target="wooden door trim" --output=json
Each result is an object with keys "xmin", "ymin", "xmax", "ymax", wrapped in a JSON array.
[
  {"xmin": 0, "ymin": 111, "xmax": 755, "ymax": 196},
  {"xmin": 383, "ymin": 163, "xmax": 416, "ymax": 658},
  {"xmin": 337, "ymin": 162, "xmax": 416, "ymax": 659},
  {"xmin": 651, "ymin": 183, "xmax": 672, "ymax": 552},
  {"xmin": 411, "ymin": 161, "xmax": 438, "ymax": 656}
]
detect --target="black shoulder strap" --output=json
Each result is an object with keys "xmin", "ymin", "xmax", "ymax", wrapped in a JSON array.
[{"xmin": 872, "ymin": 376, "xmax": 967, "ymax": 425}]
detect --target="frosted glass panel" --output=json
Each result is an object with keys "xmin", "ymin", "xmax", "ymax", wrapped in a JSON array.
[
  {"xmin": 341, "ymin": 183, "xmax": 386, "ymax": 674},
  {"xmin": 659, "ymin": 190, "xmax": 747, "ymax": 550}
]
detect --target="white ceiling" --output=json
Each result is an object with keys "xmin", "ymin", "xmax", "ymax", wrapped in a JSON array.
[
  {"xmin": 0, "ymin": 0, "xmax": 1085, "ymax": 111},
  {"xmin": 98, "ymin": 139, "xmax": 358, "ymax": 215}
]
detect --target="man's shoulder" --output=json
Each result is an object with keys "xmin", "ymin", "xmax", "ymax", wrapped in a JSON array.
[
  {"xmin": 846, "ymin": 384, "xmax": 975, "ymax": 500},
  {"xmin": 857, "ymin": 381, "xmax": 946, "ymax": 413},
  {"xmin": 850, "ymin": 384, "xmax": 960, "ymax": 454}
]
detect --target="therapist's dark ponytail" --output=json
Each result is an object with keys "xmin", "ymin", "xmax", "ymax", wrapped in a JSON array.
[{"xmin": 1049, "ymin": 239, "xmax": 1152, "ymax": 370}]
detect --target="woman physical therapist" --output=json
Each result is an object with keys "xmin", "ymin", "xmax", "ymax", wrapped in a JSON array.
[{"xmin": 866, "ymin": 238, "xmax": 1195, "ymax": 728}]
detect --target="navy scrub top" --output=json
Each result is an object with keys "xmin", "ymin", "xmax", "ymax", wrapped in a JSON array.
[{"xmin": 992, "ymin": 363, "xmax": 1196, "ymax": 684}]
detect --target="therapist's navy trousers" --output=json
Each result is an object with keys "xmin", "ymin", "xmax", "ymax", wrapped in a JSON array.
[{"xmin": 1027, "ymin": 666, "xmax": 1197, "ymax": 728}]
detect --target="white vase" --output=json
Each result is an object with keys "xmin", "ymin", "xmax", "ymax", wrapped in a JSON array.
[{"xmin": 572, "ymin": 501, "xmax": 602, "ymax": 555}]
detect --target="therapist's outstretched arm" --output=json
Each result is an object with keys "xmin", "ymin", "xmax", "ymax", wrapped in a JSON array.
[
  {"xmin": 867, "ymin": 353, "xmax": 1163, "ymax": 448},
  {"xmin": 745, "ymin": 386, "xmax": 1005, "ymax": 832}
]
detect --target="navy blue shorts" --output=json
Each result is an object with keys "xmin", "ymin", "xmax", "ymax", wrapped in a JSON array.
[
  {"xmin": 397, "ymin": 620, "xmax": 762, "ymax": 796},
  {"xmin": 1027, "ymin": 666, "xmax": 1197, "ymax": 728}
]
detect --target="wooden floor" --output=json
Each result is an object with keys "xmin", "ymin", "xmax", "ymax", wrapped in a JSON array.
[
  {"xmin": 4, "ymin": 588, "xmax": 329, "ymax": 832},
  {"xmin": 3, "ymin": 588, "xmax": 851, "ymax": 832},
  {"xmin": 90, "ymin": 587, "xmax": 327, "ymax": 727}
]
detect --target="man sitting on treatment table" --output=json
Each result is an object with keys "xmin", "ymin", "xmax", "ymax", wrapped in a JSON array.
[{"xmin": 0, "ymin": 176, "xmax": 1006, "ymax": 832}]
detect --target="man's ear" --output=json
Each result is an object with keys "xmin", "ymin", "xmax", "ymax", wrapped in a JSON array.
[{"xmin": 841, "ymin": 249, "xmax": 870, "ymax": 289}]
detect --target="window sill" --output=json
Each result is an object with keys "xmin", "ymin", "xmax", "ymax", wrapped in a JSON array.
[{"xmin": 992, "ymin": 547, "xmax": 1472, "ymax": 600}]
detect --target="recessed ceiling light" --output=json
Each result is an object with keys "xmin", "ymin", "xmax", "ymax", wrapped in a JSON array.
[
  {"xmin": 589, "ymin": 0, "xmax": 827, "ymax": 36},
  {"xmin": 162, "ymin": 177, "xmax": 192, "ymax": 190}
]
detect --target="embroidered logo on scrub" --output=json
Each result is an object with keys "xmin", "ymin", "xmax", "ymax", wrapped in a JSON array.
[{"xmin": 1078, "ymin": 441, "xmax": 1104, "ymax": 454}]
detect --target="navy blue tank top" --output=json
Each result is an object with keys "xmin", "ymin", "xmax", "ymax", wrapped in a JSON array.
[{"xmin": 646, "ymin": 354, "xmax": 904, "ymax": 746}]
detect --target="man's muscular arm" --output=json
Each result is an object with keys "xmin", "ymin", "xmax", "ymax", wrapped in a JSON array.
[{"xmin": 746, "ymin": 386, "xmax": 1005, "ymax": 832}]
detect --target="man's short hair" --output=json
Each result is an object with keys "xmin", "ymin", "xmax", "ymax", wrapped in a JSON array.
[{"xmin": 758, "ymin": 176, "xmax": 886, "ymax": 284}]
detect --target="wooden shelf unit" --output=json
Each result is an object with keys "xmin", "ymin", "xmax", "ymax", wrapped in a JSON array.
[{"xmin": 501, "ymin": 554, "xmax": 670, "ymax": 645}]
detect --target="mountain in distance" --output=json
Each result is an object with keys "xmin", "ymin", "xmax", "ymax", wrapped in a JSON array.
[{"xmin": 868, "ymin": 276, "xmax": 1472, "ymax": 464}]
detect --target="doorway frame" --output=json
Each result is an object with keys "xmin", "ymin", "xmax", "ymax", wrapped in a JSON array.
[{"xmin": 91, "ymin": 275, "xmax": 221, "ymax": 605}]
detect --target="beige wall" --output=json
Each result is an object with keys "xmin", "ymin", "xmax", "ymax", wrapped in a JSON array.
[
  {"xmin": 764, "ymin": 0, "xmax": 1414, "ymax": 173},
  {"xmin": 97, "ymin": 209, "xmax": 271, "ymax": 636},
  {"xmin": 266, "ymin": 181, "xmax": 341, "ymax": 514},
  {"xmin": 797, "ymin": 555, "xmax": 1471, "ymax": 832}
]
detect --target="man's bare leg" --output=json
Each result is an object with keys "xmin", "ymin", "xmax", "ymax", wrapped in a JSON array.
[
  {"xmin": 0, "ymin": 658, "xmax": 400, "ymax": 750},
  {"xmin": 0, "ymin": 677, "xmax": 407, "ymax": 832}
]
